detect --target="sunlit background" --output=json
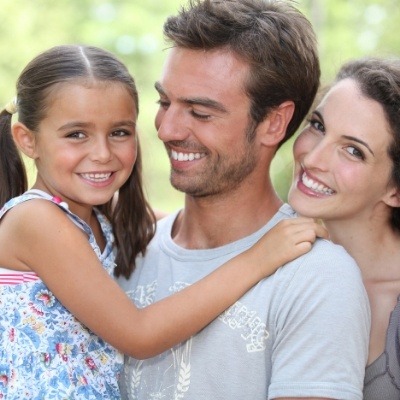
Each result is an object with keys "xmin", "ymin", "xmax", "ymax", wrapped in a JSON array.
[{"xmin": 1, "ymin": 0, "xmax": 399, "ymax": 211}]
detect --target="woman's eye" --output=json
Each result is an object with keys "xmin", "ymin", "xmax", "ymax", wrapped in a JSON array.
[
  {"xmin": 346, "ymin": 146, "xmax": 364, "ymax": 160},
  {"xmin": 309, "ymin": 118, "xmax": 325, "ymax": 133}
]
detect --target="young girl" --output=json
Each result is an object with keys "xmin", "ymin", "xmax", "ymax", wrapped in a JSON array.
[
  {"xmin": 0, "ymin": 44, "xmax": 325, "ymax": 399},
  {"xmin": 288, "ymin": 57, "xmax": 400, "ymax": 399}
]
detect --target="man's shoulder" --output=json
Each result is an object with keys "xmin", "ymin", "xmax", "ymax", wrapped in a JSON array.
[
  {"xmin": 276, "ymin": 204, "xmax": 359, "ymax": 272},
  {"xmin": 279, "ymin": 238, "xmax": 367, "ymax": 287},
  {"xmin": 153, "ymin": 210, "xmax": 179, "ymax": 235}
]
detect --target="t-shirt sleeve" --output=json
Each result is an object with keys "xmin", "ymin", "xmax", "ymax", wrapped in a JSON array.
[{"xmin": 268, "ymin": 240, "xmax": 371, "ymax": 400}]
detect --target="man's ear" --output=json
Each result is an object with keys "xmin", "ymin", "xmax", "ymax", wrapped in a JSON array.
[
  {"xmin": 258, "ymin": 101, "xmax": 295, "ymax": 147},
  {"xmin": 12, "ymin": 122, "xmax": 38, "ymax": 159}
]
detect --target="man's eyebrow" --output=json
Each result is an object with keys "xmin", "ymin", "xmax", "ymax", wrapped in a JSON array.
[
  {"xmin": 154, "ymin": 81, "xmax": 165, "ymax": 95},
  {"xmin": 154, "ymin": 81, "xmax": 228, "ymax": 114},
  {"xmin": 183, "ymin": 97, "xmax": 228, "ymax": 113}
]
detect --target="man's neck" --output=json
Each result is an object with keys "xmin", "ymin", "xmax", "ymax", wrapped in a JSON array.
[{"xmin": 171, "ymin": 186, "xmax": 283, "ymax": 249}]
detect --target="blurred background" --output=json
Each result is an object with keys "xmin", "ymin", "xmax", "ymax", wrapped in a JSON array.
[{"xmin": 1, "ymin": 0, "xmax": 399, "ymax": 211}]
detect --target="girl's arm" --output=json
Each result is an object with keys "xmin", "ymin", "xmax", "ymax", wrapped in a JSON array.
[{"xmin": 8, "ymin": 201, "xmax": 327, "ymax": 359}]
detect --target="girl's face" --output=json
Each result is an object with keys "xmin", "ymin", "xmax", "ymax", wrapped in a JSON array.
[
  {"xmin": 288, "ymin": 78, "xmax": 398, "ymax": 224},
  {"xmin": 26, "ymin": 82, "xmax": 137, "ymax": 214}
]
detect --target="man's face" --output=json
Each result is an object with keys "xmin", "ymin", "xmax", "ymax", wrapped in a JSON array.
[{"xmin": 154, "ymin": 47, "xmax": 260, "ymax": 197}]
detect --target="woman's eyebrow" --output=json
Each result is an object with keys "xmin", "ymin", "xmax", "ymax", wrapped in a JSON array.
[{"xmin": 342, "ymin": 135, "xmax": 374, "ymax": 156}]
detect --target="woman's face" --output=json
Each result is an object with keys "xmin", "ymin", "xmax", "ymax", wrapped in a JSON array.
[{"xmin": 288, "ymin": 78, "xmax": 398, "ymax": 223}]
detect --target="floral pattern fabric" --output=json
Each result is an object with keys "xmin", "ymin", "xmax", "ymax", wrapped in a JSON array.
[{"xmin": 0, "ymin": 191, "xmax": 123, "ymax": 399}]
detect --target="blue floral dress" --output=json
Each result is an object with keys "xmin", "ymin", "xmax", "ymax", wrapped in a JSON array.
[{"xmin": 0, "ymin": 190, "xmax": 123, "ymax": 399}]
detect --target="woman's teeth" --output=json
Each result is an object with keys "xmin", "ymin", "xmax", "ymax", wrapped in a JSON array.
[{"xmin": 302, "ymin": 172, "xmax": 334, "ymax": 195}]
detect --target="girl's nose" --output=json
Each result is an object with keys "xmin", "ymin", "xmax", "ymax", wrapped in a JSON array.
[{"xmin": 90, "ymin": 137, "xmax": 113, "ymax": 163}]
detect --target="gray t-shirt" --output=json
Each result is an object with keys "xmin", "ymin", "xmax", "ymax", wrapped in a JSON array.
[{"xmin": 118, "ymin": 204, "xmax": 370, "ymax": 400}]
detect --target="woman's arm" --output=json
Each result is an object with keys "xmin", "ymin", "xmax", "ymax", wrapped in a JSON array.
[{"xmin": 9, "ymin": 202, "xmax": 327, "ymax": 359}]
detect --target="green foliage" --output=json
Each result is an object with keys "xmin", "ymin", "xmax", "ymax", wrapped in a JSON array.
[{"xmin": 1, "ymin": 0, "xmax": 399, "ymax": 211}]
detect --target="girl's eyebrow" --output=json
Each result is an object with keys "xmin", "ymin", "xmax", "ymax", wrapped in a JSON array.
[
  {"xmin": 313, "ymin": 110, "xmax": 374, "ymax": 156},
  {"xmin": 58, "ymin": 121, "xmax": 92, "ymax": 131},
  {"xmin": 58, "ymin": 120, "xmax": 136, "ymax": 131}
]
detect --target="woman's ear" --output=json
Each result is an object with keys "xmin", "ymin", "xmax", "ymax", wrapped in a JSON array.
[
  {"xmin": 383, "ymin": 186, "xmax": 400, "ymax": 208},
  {"xmin": 258, "ymin": 101, "xmax": 295, "ymax": 147},
  {"xmin": 12, "ymin": 122, "xmax": 38, "ymax": 159}
]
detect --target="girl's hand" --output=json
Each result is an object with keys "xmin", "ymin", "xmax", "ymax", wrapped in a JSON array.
[{"xmin": 250, "ymin": 217, "xmax": 329, "ymax": 278}]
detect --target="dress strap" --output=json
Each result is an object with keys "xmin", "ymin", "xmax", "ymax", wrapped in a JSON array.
[
  {"xmin": 0, "ymin": 190, "xmax": 92, "ymax": 237},
  {"xmin": 26, "ymin": 189, "xmax": 69, "ymax": 209},
  {"xmin": 0, "ymin": 267, "xmax": 39, "ymax": 285}
]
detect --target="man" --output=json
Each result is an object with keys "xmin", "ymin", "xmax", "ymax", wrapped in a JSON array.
[{"xmin": 118, "ymin": 0, "xmax": 370, "ymax": 399}]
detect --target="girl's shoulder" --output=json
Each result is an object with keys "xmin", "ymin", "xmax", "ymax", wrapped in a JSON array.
[
  {"xmin": 1, "ymin": 190, "xmax": 69, "ymax": 219},
  {"xmin": 0, "ymin": 191, "xmax": 88, "ymax": 272},
  {"xmin": 0, "ymin": 190, "xmax": 92, "ymax": 234},
  {"xmin": 0, "ymin": 190, "xmax": 113, "ymax": 265}
]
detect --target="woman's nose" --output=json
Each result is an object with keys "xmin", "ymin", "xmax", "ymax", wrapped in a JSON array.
[
  {"xmin": 302, "ymin": 140, "xmax": 331, "ymax": 171},
  {"xmin": 294, "ymin": 130, "xmax": 332, "ymax": 172}
]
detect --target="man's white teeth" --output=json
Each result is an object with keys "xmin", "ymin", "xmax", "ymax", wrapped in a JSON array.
[
  {"xmin": 81, "ymin": 172, "xmax": 112, "ymax": 182},
  {"xmin": 302, "ymin": 172, "xmax": 334, "ymax": 195},
  {"xmin": 171, "ymin": 150, "xmax": 205, "ymax": 161}
]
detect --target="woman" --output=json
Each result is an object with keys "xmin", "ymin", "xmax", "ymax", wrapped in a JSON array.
[{"xmin": 288, "ymin": 57, "xmax": 400, "ymax": 399}]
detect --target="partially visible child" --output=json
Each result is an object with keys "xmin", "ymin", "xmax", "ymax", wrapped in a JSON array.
[{"xmin": 0, "ymin": 44, "xmax": 326, "ymax": 399}]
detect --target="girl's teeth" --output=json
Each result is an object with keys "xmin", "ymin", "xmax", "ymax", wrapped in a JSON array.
[{"xmin": 81, "ymin": 173, "xmax": 111, "ymax": 182}]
